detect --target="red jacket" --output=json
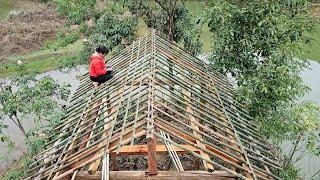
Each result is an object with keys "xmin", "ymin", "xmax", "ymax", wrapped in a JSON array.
[{"xmin": 89, "ymin": 53, "xmax": 107, "ymax": 77}]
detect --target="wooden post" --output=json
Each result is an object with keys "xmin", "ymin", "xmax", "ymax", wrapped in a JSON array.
[
  {"xmin": 111, "ymin": 158, "xmax": 119, "ymax": 171},
  {"xmin": 147, "ymin": 136, "xmax": 158, "ymax": 175},
  {"xmin": 194, "ymin": 158, "xmax": 200, "ymax": 170}
]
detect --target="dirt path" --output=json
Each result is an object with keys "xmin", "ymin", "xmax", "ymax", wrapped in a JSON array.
[{"xmin": 0, "ymin": 1, "xmax": 66, "ymax": 62}]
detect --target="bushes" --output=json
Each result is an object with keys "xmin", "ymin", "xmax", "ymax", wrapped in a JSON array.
[
  {"xmin": 59, "ymin": 1, "xmax": 139, "ymax": 68},
  {"xmin": 54, "ymin": 0, "xmax": 97, "ymax": 25},
  {"xmin": 90, "ymin": 13, "xmax": 138, "ymax": 50},
  {"xmin": 45, "ymin": 29, "xmax": 80, "ymax": 51}
]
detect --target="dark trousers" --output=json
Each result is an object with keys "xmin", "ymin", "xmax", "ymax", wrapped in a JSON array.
[{"xmin": 90, "ymin": 71, "xmax": 113, "ymax": 84}]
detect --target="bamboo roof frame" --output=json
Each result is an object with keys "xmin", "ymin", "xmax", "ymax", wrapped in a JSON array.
[{"xmin": 25, "ymin": 31, "xmax": 281, "ymax": 180}]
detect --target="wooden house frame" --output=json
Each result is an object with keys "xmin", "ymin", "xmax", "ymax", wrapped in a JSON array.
[{"xmin": 26, "ymin": 31, "xmax": 281, "ymax": 180}]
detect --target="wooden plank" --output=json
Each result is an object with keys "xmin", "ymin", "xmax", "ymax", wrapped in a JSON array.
[
  {"xmin": 75, "ymin": 171, "xmax": 236, "ymax": 180},
  {"xmin": 109, "ymin": 144, "xmax": 200, "ymax": 156},
  {"xmin": 147, "ymin": 136, "xmax": 158, "ymax": 175}
]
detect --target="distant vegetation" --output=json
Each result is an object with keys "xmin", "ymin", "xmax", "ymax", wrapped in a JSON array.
[{"xmin": 0, "ymin": 0, "xmax": 319, "ymax": 77}]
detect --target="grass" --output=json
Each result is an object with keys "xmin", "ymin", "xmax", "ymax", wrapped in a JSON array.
[
  {"xmin": 0, "ymin": 56, "xmax": 68, "ymax": 77},
  {"xmin": 0, "ymin": 40, "xmax": 83, "ymax": 77},
  {"xmin": 0, "ymin": 0, "xmax": 17, "ymax": 19},
  {"xmin": 301, "ymin": 24, "xmax": 320, "ymax": 62},
  {"xmin": 7, "ymin": 40, "xmax": 83, "ymax": 62}
]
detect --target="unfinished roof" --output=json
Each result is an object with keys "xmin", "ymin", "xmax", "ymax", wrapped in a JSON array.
[{"xmin": 26, "ymin": 32, "xmax": 281, "ymax": 180}]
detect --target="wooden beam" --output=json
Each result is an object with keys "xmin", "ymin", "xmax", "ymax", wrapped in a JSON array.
[
  {"xmin": 89, "ymin": 94, "xmax": 115, "ymax": 174},
  {"xmin": 55, "ymin": 130, "xmax": 147, "ymax": 180},
  {"xmin": 75, "ymin": 171, "xmax": 236, "ymax": 180},
  {"xmin": 109, "ymin": 144, "xmax": 200, "ymax": 156},
  {"xmin": 183, "ymin": 90, "xmax": 214, "ymax": 171},
  {"xmin": 147, "ymin": 136, "xmax": 158, "ymax": 175},
  {"xmin": 206, "ymin": 77, "xmax": 253, "ymax": 178}
]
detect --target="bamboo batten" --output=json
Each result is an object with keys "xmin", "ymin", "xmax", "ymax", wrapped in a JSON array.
[{"xmin": 25, "ymin": 32, "xmax": 281, "ymax": 180}]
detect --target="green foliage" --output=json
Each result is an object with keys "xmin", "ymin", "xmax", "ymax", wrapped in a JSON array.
[
  {"xmin": 45, "ymin": 29, "xmax": 80, "ymax": 50},
  {"xmin": 54, "ymin": 0, "xmax": 97, "ymax": 24},
  {"xmin": 1, "ymin": 156, "xmax": 30, "ymax": 180},
  {"xmin": 278, "ymin": 163, "xmax": 300, "ymax": 180},
  {"xmin": 0, "ymin": 65, "xmax": 70, "ymax": 155},
  {"xmin": 2, "ymin": 167, "xmax": 26, "ymax": 180},
  {"xmin": 26, "ymin": 127, "xmax": 48, "ymax": 156},
  {"xmin": 126, "ymin": 0, "xmax": 202, "ymax": 55},
  {"xmin": 0, "ymin": 71, "xmax": 69, "ymax": 120},
  {"xmin": 173, "ymin": 5, "xmax": 203, "ymax": 55},
  {"xmin": 0, "ymin": 65, "xmax": 69, "ymax": 178},
  {"xmin": 280, "ymin": 102, "xmax": 320, "ymax": 154},
  {"xmin": 0, "ymin": 118, "xmax": 9, "ymax": 135},
  {"xmin": 90, "ymin": 10, "xmax": 138, "ymax": 50},
  {"xmin": 59, "ymin": 1, "xmax": 139, "ymax": 68},
  {"xmin": 206, "ymin": 0, "xmax": 319, "ymax": 178},
  {"xmin": 206, "ymin": 0, "xmax": 314, "ymax": 130}
]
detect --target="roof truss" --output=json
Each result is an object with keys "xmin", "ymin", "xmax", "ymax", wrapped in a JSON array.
[{"xmin": 26, "ymin": 31, "xmax": 281, "ymax": 180}]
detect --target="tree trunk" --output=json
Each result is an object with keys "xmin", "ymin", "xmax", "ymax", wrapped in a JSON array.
[
  {"xmin": 168, "ymin": 15, "xmax": 174, "ymax": 42},
  {"xmin": 10, "ymin": 115, "xmax": 28, "ymax": 139}
]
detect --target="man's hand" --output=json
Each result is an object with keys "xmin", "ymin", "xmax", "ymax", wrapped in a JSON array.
[{"xmin": 107, "ymin": 65, "xmax": 113, "ymax": 72}]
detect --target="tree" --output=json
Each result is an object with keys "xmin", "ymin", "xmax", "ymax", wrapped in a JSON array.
[
  {"xmin": 0, "ymin": 65, "xmax": 70, "ymax": 155},
  {"xmin": 125, "ymin": 0, "xmax": 202, "ymax": 55},
  {"xmin": 205, "ymin": 0, "xmax": 319, "ymax": 178},
  {"xmin": 54, "ymin": 0, "xmax": 97, "ymax": 24},
  {"xmin": 58, "ymin": 1, "xmax": 139, "ymax": 68},
  {"xmin": 276, "ymin": 102, "xmax": 320, "ymax": 179},
  {"xmin": 154, "ymin": 0, "xmax": 179, "ymax": 42},
  {"xmin": 207, "ymin": 0, "xmax": 314, "ymax": 131},
  {"xmin": 90, "ymin": 2, "xmax": 138, "ymax": 51}
]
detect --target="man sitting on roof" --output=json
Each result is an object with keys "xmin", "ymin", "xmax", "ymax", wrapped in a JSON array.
[{"xmin": 89, "ymin": 45, "xmax": 113, "ymax": 89}]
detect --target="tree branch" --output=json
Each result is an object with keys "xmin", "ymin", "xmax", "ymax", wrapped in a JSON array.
[
  {"xmin": 155, "ymin": 0, "xmax": 169, "ymax": 15},
  {"xmin": 285, "ymin": 133, "xmax": 302, "ymax": 167},
  {"xmin": 310, "ymin": 168, "xmax": 320, "ymax": 179}
]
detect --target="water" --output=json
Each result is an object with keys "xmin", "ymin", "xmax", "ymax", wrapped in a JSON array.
[
  {"xmin": 283, "ymin": 60, "xmax": 320, "ymax": 179},
  {"xmin": 0, "ymin": 66, "xmax": 87, "ymax": 170},
  {"xmin": 301, "ymin": 61, "xmax": 320, "ymax": 104}
]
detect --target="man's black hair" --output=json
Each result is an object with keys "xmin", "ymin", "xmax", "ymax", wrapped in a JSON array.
[{"xmin": 95, "ymin": 45, "xmax": 109, "ymax": 55}]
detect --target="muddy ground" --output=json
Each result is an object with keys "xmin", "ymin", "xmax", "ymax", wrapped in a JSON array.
[{"xmin": 0, "ymin": 1, "xmax": 66, "ymax": 62}]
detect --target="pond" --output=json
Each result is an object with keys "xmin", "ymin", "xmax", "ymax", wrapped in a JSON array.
[
  {"xmin": 286, "ymin": 60, "xmax": 320, "ymax": 179},
  {"xmin": 0, "ymin": 66, "xmax": 87, "ymax": 170},
  {"xmin": 301, "ymin": 61, "xmax": 320, "ymax": 104}
]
